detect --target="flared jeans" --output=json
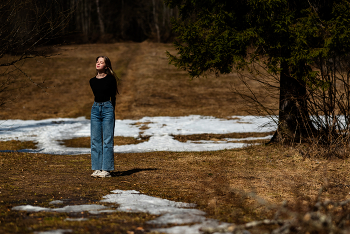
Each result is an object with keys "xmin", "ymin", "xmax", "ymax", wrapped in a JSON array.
[{"xmin": 90, "ymin": 101, "xmax": 115, "ymax": 171}]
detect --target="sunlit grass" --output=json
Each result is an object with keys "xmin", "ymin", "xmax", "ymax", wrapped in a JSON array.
[
  {"xmin": 0, "ymin": 140, "xmax": 37, "ymax": 151},
  {"xmin": 1, "ymin": 144, "xmax": 349, "ymax": 233}
]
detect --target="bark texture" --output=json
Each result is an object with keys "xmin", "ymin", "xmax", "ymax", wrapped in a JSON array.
[{"xmin": 271, "ymin": 61, "xmax": 315, "ymax": 143}]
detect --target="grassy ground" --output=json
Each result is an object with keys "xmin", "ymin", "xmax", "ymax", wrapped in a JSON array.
[
  {"xmin": 1, "ymin": 146, "xmax": 349, "ymax": 233},
  {"xmin": 0, "ymin": 42, "xmax": 277, "ymax": 120},
  {"xmin": 0, "ymin": 42, "xmax": 350, "ymax": 233}
]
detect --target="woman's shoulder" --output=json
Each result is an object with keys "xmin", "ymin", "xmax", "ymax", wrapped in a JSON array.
[
  {"xmin": 106, "ymin": 74, "xmax": 116, "ymax": 79},
  {"xmin": 89, "ymin": 77, "xmax": 97, "ymax": 83},
  {"xmin": 106, "ymin": 74, "xmax": 117, "ymax": 82}
]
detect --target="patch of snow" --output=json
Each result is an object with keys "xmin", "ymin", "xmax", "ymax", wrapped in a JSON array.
[
  {"xmin": 52, "ymin": 204, "xmax": 106, "ymax": 213},
  {"xmin": 12, "ymin": 204, "xmax": 108, "ymax": 213},
  {"xmin": 100, "ymin": 190, "xmax": 231, "ymax": 234},
  {"xmin": 101, "ymin": 190, "xmax": 198, "ymax": 215},
  {"xmin": 89, "ymin": 209, "xmax": 117, "ymax": 214},
  {"xmin": 147, "ymin": 212, "xmax": 206, "ymax": 225},
  {"xmin": 64, "ymin": 218, "xmax": 88, "ymax": 222},
  {"xmin": 49, "ymin": 200, "xmax": 64, "ymax": 205},
  {"xmin": 140, "ymin": 116, "xmax": 275, "ymax": 136},
  {"xmin": 13, "ymin": 190, "xmax": 235, "ymax": 234},
  {"xmin": 34, "ymin": 229, "xmax": 72, "ymax": 234},
  {"xmin": 12, "ymin": 205, "xmax": 50, "ymax": 212},
  {"xmin": 0, "ymin": 115, "xmax": 276, "ymax": 154}
]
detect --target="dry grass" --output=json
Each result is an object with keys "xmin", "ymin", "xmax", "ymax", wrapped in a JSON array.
[
  {"xmin": 0, "ymin": 42, "xmax": 278, "ymax": 120},
  {"xmin": 0, "ymin": 43, "xmax": 134, "ymax": 120},
  {"xmin": 115, "ymin": 42, "xmax": 279, "ymax": 119},
  {"xmin": 0, "ymin": 140, "xmax": 37, "ymax": 151},
  {"xmin": 1, "ymin": 42, "xmax": 349, "ymax": 233},
  {"xmin": 1, "ymin": 145, "xmax": 350, "ymax": 233}
]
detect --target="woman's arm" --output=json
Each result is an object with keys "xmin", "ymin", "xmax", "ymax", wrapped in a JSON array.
[{"xmin": 111, "ymin": 77, "xmax": 117, "ymax": 109}]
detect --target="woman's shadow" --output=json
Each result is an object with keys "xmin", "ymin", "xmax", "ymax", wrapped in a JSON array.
[{"xmin": 110, "ymin": 168, "xmax": 157, "ymax": 177}]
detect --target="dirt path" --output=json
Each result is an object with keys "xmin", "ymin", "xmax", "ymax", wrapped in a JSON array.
[
  {"xmin": 115, "ymin": 42, "xmax": 267, "ymax": 119},
  {"xmin": 114, "ymin": 43, "xmax": 140, "ymax": 119}
]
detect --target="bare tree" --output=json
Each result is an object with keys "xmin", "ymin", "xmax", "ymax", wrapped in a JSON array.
[
  {"xmin": 0, "ymin": 0, "xmax": 72, "ymax": 106},
  {"xmin": 96, "ymin": 0, "xmax": 105, "ymax": 35},
  {"xmin": 120, "ymin": 0, "xmax": 125, "ymax": 39},
  {"xmin": 152, "ymin": 0, "xmax": 161, "ymax": 43},
  {"xmin": 68, "ymin": 0, "xmax": 177, "ymax": 43}
]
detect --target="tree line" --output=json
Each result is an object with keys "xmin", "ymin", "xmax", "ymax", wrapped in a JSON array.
[
  {"xmin": 59, "ymin": 0, "xmax": 177, "ymax": 43},
  {"xmin": 1, "ymin": 0, "xmax": 177, "ymax": 46}
]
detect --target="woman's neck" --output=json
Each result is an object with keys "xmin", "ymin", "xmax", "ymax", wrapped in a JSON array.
[{"xmin": 96, "ymin": 72, "xmax": 107, "ymax": 78}]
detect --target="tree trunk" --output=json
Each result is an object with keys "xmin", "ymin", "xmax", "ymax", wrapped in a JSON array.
[
  {"xmin": 270, "ymin": 61, "xmax": 315, "ymax": 143},
  {"xmin": 152, "ymin": 0, "xmax": 160, "ymax": 43},
  {"xmin": 120, "ymin": 0, "xmax": 124, "ymax": 39},
  {"xmin": 96, "ymin": 0, "xmax": 104, "ymax": 35},
  {"xmin": 80, "ymin": 0, "xmax": 91, "ymax": 42}
]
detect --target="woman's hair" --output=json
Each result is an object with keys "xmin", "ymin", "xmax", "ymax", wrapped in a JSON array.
[{"xmin": 96, "ymin": 56, "xmax": 120, "ymax": 83}]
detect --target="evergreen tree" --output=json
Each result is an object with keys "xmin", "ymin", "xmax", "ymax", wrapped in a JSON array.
[{"xmin": 165, "ymin": 0, "xmax": 350, "ymax": 143}]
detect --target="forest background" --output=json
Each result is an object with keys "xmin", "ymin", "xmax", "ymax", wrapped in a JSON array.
[{"xmin": 4, "ymin": 0, "xmax": 178, "ymax": 45}]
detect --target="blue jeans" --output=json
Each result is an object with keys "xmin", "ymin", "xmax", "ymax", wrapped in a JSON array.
[{"xmin": 91, "ymin": 101, "xmax": 115, "ymax": 171}]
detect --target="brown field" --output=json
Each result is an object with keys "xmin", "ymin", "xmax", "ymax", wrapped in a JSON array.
[
  {"xmin": 0, "ymin": 43, "xmax": 350, "ymax": 234},
  {"xmin": 0, "ymin": 140, "xmax": 37, "ymax": 151},
  {"xmin": 0, "ymin": 42, "xmax": 278, "ymax": 120}
]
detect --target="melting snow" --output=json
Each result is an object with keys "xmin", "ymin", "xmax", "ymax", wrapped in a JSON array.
[
  {"xmin": 100, "ymin": 190, "xmax": 199, "ymax": 214},
  {"xmin": 13, "ymin": 190, "xmax": 233, "ymax": 234},
  {"xmin": 0, "ymin": 115, "xmax": 276, "ymax": 154},
  {"xmin": 49, "ymin": 200, "xmax": 64, "ymax": 205},
  {"xmin": 34, "ymin": 230, "xmax": 72, "ymax": 234},
  {"xmin": 64, "ymin": 218, "xmax": 88, "ymax": 222},
  {"xmin": 101, "ymin": 190, "xmax": 231, "ymax": 234},
  {"xmin": 12, "ymin": 205, "xmax": 50, "ymax": 212},
  {"xmin": 6, "ymin": 116, "xmax": 273, "ymax": 233},
  {"xmin": 12, "ymin": 204, "xmax": 107, "ymax": 213}
]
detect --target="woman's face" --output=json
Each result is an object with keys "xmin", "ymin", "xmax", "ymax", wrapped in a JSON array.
[{"xmin": 96, "ymin": 57, "xmax": 107, "ymax": 71}]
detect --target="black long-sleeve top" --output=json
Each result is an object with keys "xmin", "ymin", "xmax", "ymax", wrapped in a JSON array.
[{"xmin": 89, "ymin": 74, "xmax": 118, "ymax": 108}]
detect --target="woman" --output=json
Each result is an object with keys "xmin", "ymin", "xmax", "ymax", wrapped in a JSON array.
[{"xmin": 89, "ymin": 56, "xmax": 119, "ymax": 178}]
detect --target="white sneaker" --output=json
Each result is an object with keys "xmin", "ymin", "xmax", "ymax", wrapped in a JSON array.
[
  {"xmin": 97, "ymin": 170, "xmax": 111, "ymax": 178},
  {"xmin": 91, "ymin": 170, "xmax": 102, "ymax": 177}
]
